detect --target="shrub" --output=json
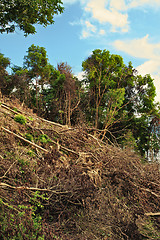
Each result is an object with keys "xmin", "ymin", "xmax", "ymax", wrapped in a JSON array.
[
  {"xmin": 14, "ymin": 114, "xmax": 26, "ymax": 125},
  {"xmin": 38, "ymin": 134, "xmax": 51, "ymax": 143},
  {"xmin": 25, "ymin": 133, "xmax": 33, "ymax": 141}
]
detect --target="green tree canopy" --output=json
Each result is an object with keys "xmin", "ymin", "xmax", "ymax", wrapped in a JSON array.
[
  {"xmin": 82, "ymin": 49, "xmax": 159, "ymax": 157},
  {"xmin": 0, "ymin": 0, "xmax": 64, "ymax": 35},
  {"xmin": 82, "ymin": 49, "xmax": 127, "ymax": 131},
  {"xmin": 0, "ymin": 53, "xmax": 12, "ymax": 95}
]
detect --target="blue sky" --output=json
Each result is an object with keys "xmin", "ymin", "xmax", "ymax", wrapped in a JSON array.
[{"xmin": 1, "ymin": 0, "xmax": 160, "ymax": 101}]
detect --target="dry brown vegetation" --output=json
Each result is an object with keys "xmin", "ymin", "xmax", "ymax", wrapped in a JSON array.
[{"xmin": 0, "ymin": 95, "xmax": 160, "ymax": 240}]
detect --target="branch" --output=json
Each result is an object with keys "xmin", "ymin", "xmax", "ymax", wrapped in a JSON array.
[
  {"xmin": 1, "ymin": 126, "xmax": 49, "ymax": 153},
  {"xmin": 1, "ymin": 102, "xmax": 67, "ymax": 129},
  {"xmin": 38, "ymin": 116, "xmax": 67, "ymax": 128},
  {"xmin": 0, "ymin": 182, "xmax": 69, "ymax": 194},
  {"xmin": 145, "ymin": 212, "xmax": 160, "ymax": 216},
  {"xmin": 1, "ymin": 103, "xmax": 20, "ymax": 115},
  {"xmin": 141, "ymin": 187, "xmax": 160, "ymax": 198}
]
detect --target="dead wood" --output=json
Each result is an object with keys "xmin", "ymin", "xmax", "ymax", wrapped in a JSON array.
[
  {"xmin": 1, "ymin": 126, "xmax": 49, "ymax": 153},
  {"xmin": 145, "ymin": 212, "xmax": 160, "ymax": 216},
  {"xmin": 0, "ymin": 96, "xmax": 160, "ymax": 240},
  {"xmin": 0, "ymin": 182, "xmax": 69, "ymax": 194}
]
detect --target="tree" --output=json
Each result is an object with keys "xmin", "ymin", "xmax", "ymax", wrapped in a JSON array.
[
  {"xmin": 0, "ymin": 0, "xmax": 64, "ymax": 35},
  {"xmin": 0, "ymin": 53, "xmax": 13, "ymax": 95},
  {"xmin": 82, "ymin": 49, "xmax": 126, "ymax": 133},
  {"xmin": 42, "ymin": 66, "xmax": 66, "ymax": 122},
  {"xmin": 82, "ymin": 49, "xmax": 159, "ymax": 158},
  {"xmin": 43, "ymin": 62, "xmax": 81, "ymax": 125},
  {"xmin": 11, "ymin": 66, "xmax": 32, "ymax": 106},
  {"xmin": 23, "ymin": 44, "xmax": 52, "ymax": 112},
  {"xmin": 57, "ymin": 62, "xmax": 81, "ymax": 126}
]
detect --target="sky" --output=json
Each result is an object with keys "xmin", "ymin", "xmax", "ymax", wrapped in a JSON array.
[{"xmin": 1, "ymin": 0, "xmax": 160, "ymax": 102}]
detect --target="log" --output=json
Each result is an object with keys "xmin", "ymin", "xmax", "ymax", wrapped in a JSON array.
[{"xmin": 1, "ymin": 126, "xmax": 49, "ymax": 153}]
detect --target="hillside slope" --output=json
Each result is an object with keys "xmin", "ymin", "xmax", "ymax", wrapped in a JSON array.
[{"xmin": 0, "ymin": 96, "xmax": 160, "ymax": 240}]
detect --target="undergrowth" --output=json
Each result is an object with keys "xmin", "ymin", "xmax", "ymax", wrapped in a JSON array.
[{"xmin": 0, "ymin": 97, "xmax": 160, "ymax": 239}]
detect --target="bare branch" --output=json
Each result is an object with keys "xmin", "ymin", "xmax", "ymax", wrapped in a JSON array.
[
  {"xmin": 0, "ymin": 182, "xmax": 69, "ymax": 194},
  {"xmin": 145, "ymin": 212, "xmax": 160, "ymax": 216},
  {"xmin": 1, "ymin": 126, "xmax": 49, "ymax": 153}
]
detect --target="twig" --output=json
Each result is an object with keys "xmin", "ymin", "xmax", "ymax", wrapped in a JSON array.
[
  {"xmin": 0, "ymin": 160, "xmax": 18, "ymax": 179},
  {"xmin": 1, "ymin": 103, "xmax": 33, "ymax": 121},
  {"xmin": 1, "ymin": 126, "xmax": 49, "ymax": 153},
  {"xmin": 141, "ymin": 187, "xmax": 160, "ymax": 198},
  {"xmin": 0, "ymin": 199, "xmax": 21, "ymax": 213}
]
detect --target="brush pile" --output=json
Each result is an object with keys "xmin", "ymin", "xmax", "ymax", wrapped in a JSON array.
[{"xmin": 0, "ymin": 96, "xmax": 160, "ymax": 239}]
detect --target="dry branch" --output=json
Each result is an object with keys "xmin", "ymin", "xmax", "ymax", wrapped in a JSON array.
[
  {"xmin": 1, "ymin": 103, "xmax": 19, "ymax": 115},
  {"xmin": 38, "ymin": 116, "xmax": 67, "ymax": 128},
  {"xmin": 1, "ymin": 102, "xmax": 67, "ymax": 129},
  {"xmin": 0, "ymin": 182, "xmax": 69, "ymax": 194},
  {"xmin": 145, "ymin": 212, "xmax": 160, "ymax": 216},
  {"xmin": 1, "ymin": 126, "xmax": 49, "ymax": 153}
]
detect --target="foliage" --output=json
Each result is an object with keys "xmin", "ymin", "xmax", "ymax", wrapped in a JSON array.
[
  {"xmin": 1, "ymin": 46, "xmax": 160, "ymax": 158},
  {"xmin": 82, "ymin": 49, "xmax": 127, "ymax": 131},
  {"xmin": 0, "ymin": 53, "xmax": 13, "ymax": 95},
  {"xmin": 82, "ymin": 49, "xmax": 159, "ymax": 156},
  {"xmin": 38, "ymin": 134, "xmax": 51, "ymax": 143},
  {"xmin": 14, "ymin": 114, "xmax": 26, "ymax": 125},
  {"xmin": 43, "ymin": 62, "xmax": 81, "ymax": 125},
  {"xmin": 0, "ymin": 0, "xmax": 64, "ymax": 35},
  {"xmin": 25, "ymin": 133, "xmax": 33, "ymax": 141}
]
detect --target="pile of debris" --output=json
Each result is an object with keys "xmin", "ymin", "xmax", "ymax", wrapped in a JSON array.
[{"xmin": 0, "ymin": 96, "xmax": 160, "ymax": 239}]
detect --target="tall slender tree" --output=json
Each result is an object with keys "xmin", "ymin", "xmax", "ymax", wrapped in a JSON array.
[{"xmin": 23, "ymin": 44, "xmax": 52, "ymax": 112}]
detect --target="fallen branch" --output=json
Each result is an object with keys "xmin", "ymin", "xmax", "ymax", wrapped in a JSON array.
[
  {"xmin": 145, "ymin": 212, "xmax": 160, "ymax": 216},
  {"xmin": 1, "ymin": 126, "xmax": 49, "ymax": 153},
  {"xmin": 1, "ymin": 103, "xmax": 33, "ymax": 121},
  {"xmin": 1, "ymin": 102, "xmax": 67, "ymax": 129},
  {"xmin": 38, "ymin": 116, "xmax": 67, "ymax": 128},
  {"xmin": 1, "ymin": 103, "xmax": 20, "ymax": 115},
  {"xmin": 0, "ymin": 182, "xmax": 69, "ymax": 194}
]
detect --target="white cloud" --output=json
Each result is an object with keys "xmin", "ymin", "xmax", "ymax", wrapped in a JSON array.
[
  {"xmin": 128, "ymin": 0, "xmax": 160, "ymax": 9},
  {"xmin": 66, "ymin": 0, "xmax": 160, "ymax": 38},
  {"xmin": 113, "ymin": 35, "xmax": 160, "ymax": 102},
  {"xmin": 152, "ymin": 74, "xmax": 160, "ymax": 103},
  {"xmin": 110, "ymin": 0, "xmax": 127, "ymax": 11},
  {"xmin": 81, "ymin": 30, "xmax": 91, "ymax": 39},
  {"xmin": 76, "ymin": 71, "xmax": 85, "ymax": 80},
  {"xmin": 85, "ymin": 0, "xmax": 129, "ymax": 32},
  {"xmin": 136, "ymin": 60, "xmax": 160, "ymax": 76},
  {"xmin": 99, "ymin": 29, "xmax": 106, "ymax": 35},
  {"xmin": 113, "ymin": 35, "xmax": 159, "ymax": 60},
  {"xmin": 85, "ymin": 20, "xmax": 96, "ymax": 33},
  {"xmin": 80, "ymin": 20, "xmax": 97, "ymax": 39}
]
